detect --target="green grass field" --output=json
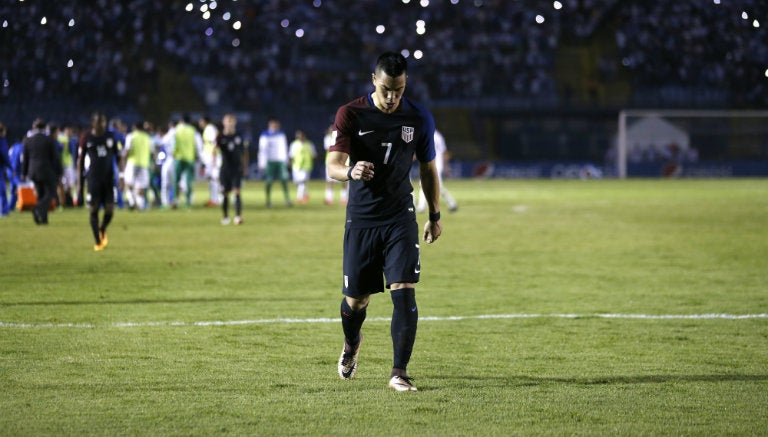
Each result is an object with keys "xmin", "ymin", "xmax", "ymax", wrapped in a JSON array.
[{"xmin": 1, "ymin": 178, "xmax": 767, "ymax": 436}]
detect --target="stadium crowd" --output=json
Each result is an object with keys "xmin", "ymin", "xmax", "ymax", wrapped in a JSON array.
[
  {"xmin": 1, "ymin": 0, "xmax": 766, "ymax": 137},
  {"xmin": 615, "ymin": 1, "xmax": 768, "ymax": 107}
]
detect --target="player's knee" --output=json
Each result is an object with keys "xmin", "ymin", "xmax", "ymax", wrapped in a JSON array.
[{"xmin": 346, "ymin": 295, "xmax": 370, "ymax": 311}]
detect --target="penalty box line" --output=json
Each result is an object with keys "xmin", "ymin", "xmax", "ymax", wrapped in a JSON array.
[{"xmin": 1, "ymin": 313, "xmax": 767, "ymax": 329}]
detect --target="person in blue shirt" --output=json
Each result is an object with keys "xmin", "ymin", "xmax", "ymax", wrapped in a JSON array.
[
  {"xmin": 0, "ymin": 122, "xmax": 10, "ymax": 216},
  {"xmin": 7, "ymin": 136, "xmax": 24, "ymax": 212}
]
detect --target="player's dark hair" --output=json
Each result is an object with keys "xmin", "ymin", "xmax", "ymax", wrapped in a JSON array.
[
  {"xmin": 375, "ymin": 51, "xmax": 407, "ymax": 77},
  {"xmin": 33, "ymin": 117, "xmax": 46, "ymax": 129}
]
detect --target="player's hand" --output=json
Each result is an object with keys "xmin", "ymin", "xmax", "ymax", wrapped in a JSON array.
[
  {"xmin": 351, "ymin": 161, "xmax": 374, "ymax": 181},
  {"xmin": 423, "ymin": 219, "xmax": 442, "ymax": 244}
]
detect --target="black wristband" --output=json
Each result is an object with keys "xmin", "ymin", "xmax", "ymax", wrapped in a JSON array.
[
  {"xmin": 429, "ymin": 211, "xmax": 441, "ymax": 222},
  {"xmin": 346, "ymin": 167, "xmax": 353, "ymax": 181}
]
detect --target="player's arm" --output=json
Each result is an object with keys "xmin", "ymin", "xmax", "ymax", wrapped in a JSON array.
[
  {"xmin": 327, "ymin": 151, "xmax": 374, "ymax": 182},
  {"xmin": 119, "ymin": 135, "xmax": 131, "ymax": 174},
  {"xmin": 194, "ymin": 132, "xmax": 204, "ymax": 161},
  {"xmin": 257, "ymin": 136, "xmax": 267, "ymax": 171},
  {"xmin": 211, "ymin": 134, "xmax": 219, "ymax": 166},
  {"xmin": 115, "ymin": 137, "xmax": 125, "ymax": 191},
  {"xmin": 242, "ymin": 142, "xmax": 250, "ymax": 177},
  {"xmin": 419, "ymin": 159, "xmax": 442, "ymax": 243},
  {"xmin": 75, "ymin": 138, "xmax": 85, "ymax": 205},
  {"xmin": 21, "ymin": 140, "xmax": 29, "ymax": 180},
  {"xmin": 327, "ymin": 151, "xmax": 350, "ymax": 181}
]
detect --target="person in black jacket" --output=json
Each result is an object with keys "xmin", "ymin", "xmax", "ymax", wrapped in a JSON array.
[{"xmin": 22, "ymin": 118, "xmax": 62, "ymax": 224}]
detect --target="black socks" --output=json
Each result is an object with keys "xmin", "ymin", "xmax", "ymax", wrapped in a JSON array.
[
  {"xmin": 391, "ymin": 288, "xmax": 418, "ymax": 371},
  {"xmin": 89, "ymin": 210, "xmax": 100, "ymax": 243},
  {"xmin": 340, "ymin": 298, "xmax": 366, "ymax": 349}
]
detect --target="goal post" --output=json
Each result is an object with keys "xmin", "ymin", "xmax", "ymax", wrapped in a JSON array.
[{"xmin": 616, "ymin": 109, "xmax": 768, "ymax": 178}]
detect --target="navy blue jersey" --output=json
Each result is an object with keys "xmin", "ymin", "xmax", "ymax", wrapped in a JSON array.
[
  {"xmin": 80, "ymin": 131, "xmax": 120, "ymax": 184},
  {"xmin": 331, "ymin": 93, "xmax": 435, "ymax": 228},
  {"xmin": 216, "ymin": 132, "xmax": 245, "ymax": 171}
]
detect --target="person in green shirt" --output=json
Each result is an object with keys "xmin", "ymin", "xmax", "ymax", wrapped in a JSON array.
[
  {"xmin": 173, "ymin": 114, "xmax": 202, "ymax": 208},
  {"xmin": 288, "ymin": 130, "xmax": 317, "ymax": 204},
  {"xmin": 121, "ymin": 121, "xmax": 153, "ymax": 210},
  {"xmin": 55, "ymin": 124, "xmax": 76, "ymax": 208}
]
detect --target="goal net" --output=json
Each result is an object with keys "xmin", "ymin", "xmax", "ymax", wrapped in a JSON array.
[{"xmin": 615, "ymin": 110, "xmax": 768, "ymax": 178}]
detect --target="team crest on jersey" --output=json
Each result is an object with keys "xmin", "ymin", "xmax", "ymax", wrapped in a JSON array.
[
  {"xmin": 401, "ymin": 126, "xmax": 414, "ymax": 143},
  {"xmin": 106, "ymin": 138, "xmax": 114, "ymax": 148}
]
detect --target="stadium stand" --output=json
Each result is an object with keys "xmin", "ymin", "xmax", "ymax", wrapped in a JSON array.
[{"xmin": 1, "ymin": 0, "xmax": 766, "ymax": 154}]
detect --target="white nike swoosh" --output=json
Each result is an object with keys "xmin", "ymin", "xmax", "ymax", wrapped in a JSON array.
[{"xmin": 358, "ymin": 130, "xmax": 374, "ymax": 136}]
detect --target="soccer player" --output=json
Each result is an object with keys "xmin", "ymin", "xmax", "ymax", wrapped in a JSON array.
[
  {"xmin": 327, "ymin": 52, "xmax": 443, "ymax": 392},
  {"xmin": 0, "ymin": 122, "xmax": 10, "ymax": 217},
  {"xmin": 121, "ymin": 121, "xmax": 152, "ymax": 210},
  {"xmin": 323, "ymin": 124, "xmax": 348, "ymax": 205},
  {"xmin": 199, "ymin": 115, "xmax": 221, "ymax": 207},
  {"xmin": 7, "ymin": 136, "xmax": 24, "ymax": 212},
  {"xmin": 258, "ymin": 117, "xmax": 292, "ymax": 208},
  {"xmin": 55, "ymin": 124, "xmax": 77, "ymax": 209},
  {"xmin": 159, "ymin": 120, "xmax": 177, "ymax": 208},
  {"xmin": 416, "ymin": 128, "xmax": 458, "ymax": 213},
  {"xmin": 108, "ymin": 118, "xmax": 128, "ymax": 209},
  {"xmin": 288, "ymin": 129, "xmax": 316, "ymax": 204},
  {"xmin": 173, "ymin": 114, "xmax": 202, "ymax": 209},
  {"xmin": 76, "ymin": 112, "xmax": 122, "ymax": 251},
  {"xmin": 216, "ymin": 113, "xmax": 248, "ymax": 225}
]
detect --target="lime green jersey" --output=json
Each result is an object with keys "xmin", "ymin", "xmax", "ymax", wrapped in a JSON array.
[
  {"xmin": 174, "ymin": 123, "xmax": 197, "ymax": 163},
  {"xmin": 127, "ymin": 130, "xmax": 152, "ymax": 168},
  {"xmin": 290, "ymin": 139, "xmax": 315, "ymax": 172},
  {"xmin": 57, "ymin": 133, "xmax": 73, "ymax": 167}
]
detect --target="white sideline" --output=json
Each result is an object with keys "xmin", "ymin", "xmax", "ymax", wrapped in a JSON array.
[{"xmin": 1, "ymin": 313, "xmax": 766, "ymax": 329}]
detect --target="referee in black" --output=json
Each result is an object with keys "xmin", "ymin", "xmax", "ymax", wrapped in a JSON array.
[{"xmin": 327, "ymin": 52, "xmax": 443, "ymax": 392}]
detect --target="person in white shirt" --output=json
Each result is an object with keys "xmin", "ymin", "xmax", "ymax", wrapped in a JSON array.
[
  {"xmin": 323, "ymin": 125, "xmax": 348, "ymax": 205},
  {"xmin": 258, "ymin": 117, "xmax": 292, "ymax": 208},
  {"xmin": 159, "ymin": 120, "xmax": 176, "ymax": 208},
  {"xmin": 417, "ymin": 129, "xmax": 457, "ymax": 213},
  {"xmin": 198, "ymin": 116, "xmax": 221, "ymax": 207}
]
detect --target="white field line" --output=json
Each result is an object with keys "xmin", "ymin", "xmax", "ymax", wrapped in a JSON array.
[{"xmin": 1, "ymin": 313, "xmax": 767, "ymax": 329}]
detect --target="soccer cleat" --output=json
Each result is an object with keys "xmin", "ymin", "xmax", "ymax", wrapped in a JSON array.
[
  {"xmin": 221, "ymin": 217, "xmax": 231, "ymax": 226},
  {"xmin": 99, "ymin": 231, "xmax": 108, "ymax": 248},
  {"xmin": 93, "ymin": 243, "xmax": 104, "ymax": 252},
  {"xmin": 234, "ymin": 216, "xmax": 243, "ymax": 225},
  {"xmin": 338, "ymin": 334, "xmax": 362, "ymax": 379},
  {"xmin": 388, "ymin": 375, "xmax": 417, "ymax": 392}
]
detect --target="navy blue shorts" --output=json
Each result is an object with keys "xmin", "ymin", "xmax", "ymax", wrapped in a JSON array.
[
  {"xmin": 342, "ymin": 220, "xmax": 421, "ymax": 297},
  {"xmin": 220, "ymin": 166, "xmax": 242, "ymax": 192},
  {"xmin": 86, "ymin": 178, "xmax": 115, "ymax": 207}
]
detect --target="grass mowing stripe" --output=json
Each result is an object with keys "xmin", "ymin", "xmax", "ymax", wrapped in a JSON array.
[{"xmin": 2, "ymin": 312, "xmax": 767, "ymax": 329}]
